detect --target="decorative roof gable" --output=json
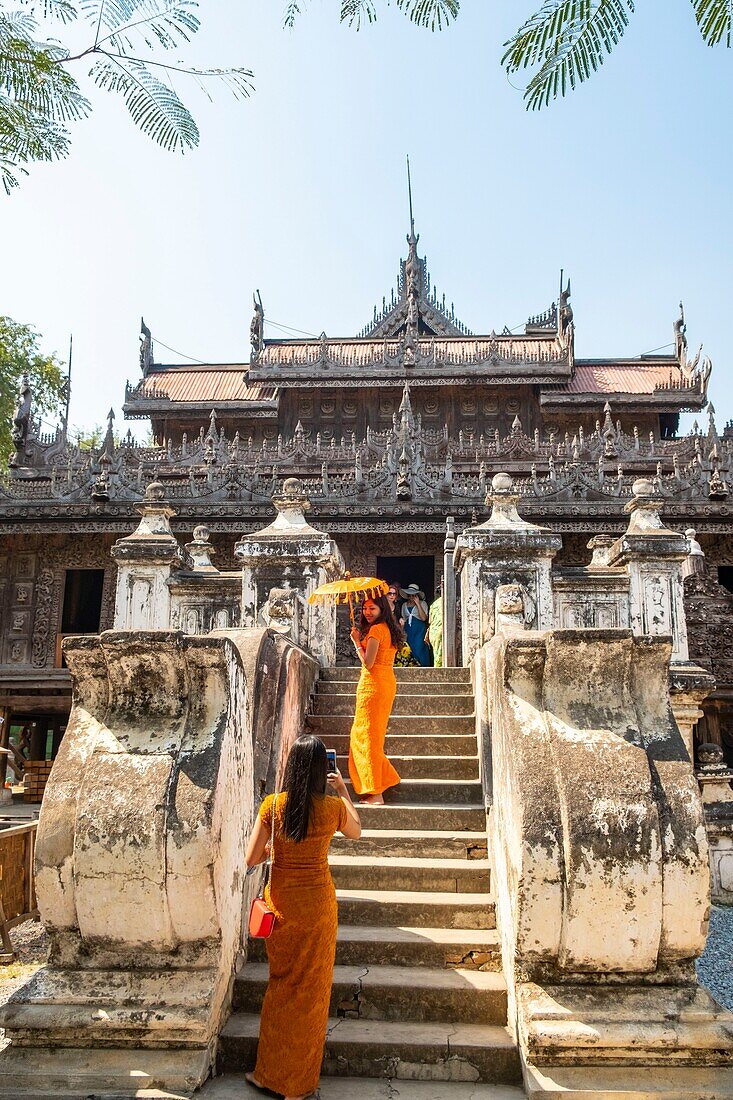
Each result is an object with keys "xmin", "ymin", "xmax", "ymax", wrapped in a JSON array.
[{"xmin": 358, "ymin": 228, "xmax": 472, "ymax": 339}]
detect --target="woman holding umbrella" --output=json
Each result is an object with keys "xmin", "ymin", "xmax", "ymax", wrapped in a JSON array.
[{"xmin": 349, "ymin": 593, "xmax": 404, "ymax": 805}]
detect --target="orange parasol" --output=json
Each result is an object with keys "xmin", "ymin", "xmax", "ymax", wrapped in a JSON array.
[{"xmin": 308, "ymin": 573, "xmax": 389, "ymax": 624}]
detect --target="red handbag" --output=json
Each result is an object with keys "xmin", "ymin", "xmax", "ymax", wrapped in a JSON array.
[
  {"xmin": 249, "ymin": 894, "xmax": 276, "ymax": 938},
  {"xmin": 248, "ymin": 789, "xmax": 278, "ymax": 939}
]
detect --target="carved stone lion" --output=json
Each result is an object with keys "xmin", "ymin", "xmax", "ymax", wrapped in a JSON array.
[{"xmin": 494, "ymin": 582, "xmax": 536, "ymax": 635}]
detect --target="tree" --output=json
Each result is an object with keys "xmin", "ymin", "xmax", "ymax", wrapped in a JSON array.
[
  {"xmin": 0, "ymin": 316, "xmax": 66, "ymax": 465},
  {"xmin": 0, "ymin": 0, "xmax": 253, "ymax": 193}
]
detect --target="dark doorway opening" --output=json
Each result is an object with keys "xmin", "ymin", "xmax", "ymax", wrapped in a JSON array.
[
  {"xmin": 61, "ymin": 569, "xmax": 104, "ymax": 634},
  {"xmin": 377, "ymin": 556, "xmax": 435, "ymax": 605},
  {"xmin": 718, "ymin": 567, "xmax": 733, "ymax": 595}
]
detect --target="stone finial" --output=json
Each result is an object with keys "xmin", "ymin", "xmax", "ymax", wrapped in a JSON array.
[
  {"xmin": 587, "ymin": 534, "xmax": 615, "ymax": 569},
  {"xmin": 126, "ymin": 480, "xmax": 178, "ymax": 539},
  {"xmin": 696, "ymin": 742, "xmax": 733, "ymax": 805},
  {"xmin": 270, "ymin": 477, "xmax": 312, "ymax": 532},
  {"xmin": 484, "ymin": 472, "xmax": 527, "ymax": 528},
  {"xmin": 682, "ymin": 527, "xmax": 706, "ymax": 578},
  {"xmin": 185, "ymin": 524, "xmax": 219, "ymax": 573},
  {"xmin": 624, "ymin": 477, "xmax": 666, "ymax": 532}
]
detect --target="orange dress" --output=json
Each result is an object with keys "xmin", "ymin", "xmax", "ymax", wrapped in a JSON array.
[
  {"xmin": 254, "ymin": 791, "xmax": 347, "ymax": 1097},
  {"xmin": 348, "ymin": 621, "xmax": 401, "ymax": 796}
]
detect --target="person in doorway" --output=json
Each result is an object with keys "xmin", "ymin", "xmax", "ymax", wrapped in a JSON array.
[
  {"xmin": 429, "ymin": 580, "xmax": 443, "ymax": 668},
  {"xmin": 399, "ymin": 584, "xmax": 432, "ymax": 667},
  {"xmin": 385, "ymin": 581, "xmax": 401, "ymax": 619},
  {"xmin": 244, "ymin": 735, "xmax": 361, "ymax": 1100},
  {"xmin": 349, "ymin": 594, "xmax": 404, "ymax": 805}
]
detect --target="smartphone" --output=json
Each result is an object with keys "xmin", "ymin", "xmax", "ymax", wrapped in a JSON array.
[{"xmin": 326, "ymin": 749, "xmax": 337, "ymax": 773}]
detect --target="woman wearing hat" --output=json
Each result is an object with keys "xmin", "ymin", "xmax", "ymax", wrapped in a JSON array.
[{"xmin": 399, "ymin": 584, "xmax": 432, "ymax": 667}]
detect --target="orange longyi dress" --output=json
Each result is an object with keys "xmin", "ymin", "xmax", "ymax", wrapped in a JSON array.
[
  {"xmin": 348, "ymin": 620, "xmax": 402, "ymax": 796},
  {"xmin": 254, "ymin": 791, "xmax": 347, "ymax": 1098}
]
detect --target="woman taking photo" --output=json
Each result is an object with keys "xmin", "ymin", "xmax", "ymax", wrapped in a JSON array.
[
  {"xmin": 349, "ymin": 593, "xmax": 404, "ymax": 806},
  {"xmin": 244, "ymin": 735, "xmax": 361, "ymax": 1100}
]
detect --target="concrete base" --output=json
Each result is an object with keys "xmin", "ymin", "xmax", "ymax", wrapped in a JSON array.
[
  {"xmin": 0, "ymin": 1045, "xmax": 212, "ymax": 1098},
  {"xmin": 519, "ymin": 982, "xmax": 733, "ymax": 1067},
  {"xmin": 201, "ymin": 1076, "xmax": 524, "ymax": 1098},
  {"xmin": 525, "ymin": 1062, "xmax": 733, "ymax": 1098}
]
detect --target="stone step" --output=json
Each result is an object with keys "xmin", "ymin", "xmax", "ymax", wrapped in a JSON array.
[
  {"xmin": 198, "ymin": 1076, "xmax": 526, "ymax": 1100},
  {"xmin": 524, "ymin": 1063, "xmax": 733, "ymax": 1098},
  {"xmin": 249, "ymin": 924, "xmax": 501, "ymax": 970},
  {"xmin": 335, "ymin": 753, "xmax": 479, "ymax": 780},
  {"xmin": 219, "ymin": 1014, "xmax": 520, "ymax": 1085},
  {"xmin": 325, "ymin": 733, "xmax": 478, "ymax": 756},
  {"xmin": 330, "ymin": 854, "xmax": 491, "ymax": 893},
  {"xmin": 336, "ymin": 888, "xmax": 495, "ymax": 929},
  {"xmin": 356, "ymin": 802, "xmax": 486, "ymax": 831},
  {"xmin": 317, "ymin": 680, "xmax": 473, "ymax": 697},
  {"xmin": 308, "ymin": 713, "xmax": 475, "ymax": 736},
  {"xmin": 313, "ymin": 693, "xmax": 475, "ymax": 717},
  {"xmin": 233, "ymin": 963, "xmax": 508, "ymax": 1024},
  {"xmin": 0, "ymin": 1046, "xmax": 210, "ymax": 1097},
  {"xmin": 378, "ymin": 778, "xmax": 483, "ymax": 806},
  {"xmin": 322, "ymin": 667, "xmax": 472, "ymax": 683},
  {"xmin": 331, "ymin": 828, "xmax": 488, "ymax": 860}
]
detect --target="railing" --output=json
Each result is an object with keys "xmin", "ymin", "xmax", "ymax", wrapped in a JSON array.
[
  {"xmin": 442, "ymin": 516, "xmax": 457, "ymax": 667},
  {"xmin": 0, "ymin": 821, "xmax": 39, "ymax": 962}
]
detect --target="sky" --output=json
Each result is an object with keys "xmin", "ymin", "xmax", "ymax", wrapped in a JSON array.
[{"xmin": 2, "ymin": 1, "xmax": 732, "ymax": 439}]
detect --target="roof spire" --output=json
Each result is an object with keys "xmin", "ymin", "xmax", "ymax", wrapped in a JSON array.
[{"xmin": 407, "ymin": 154, "xmax": 415, "ymax": 240}]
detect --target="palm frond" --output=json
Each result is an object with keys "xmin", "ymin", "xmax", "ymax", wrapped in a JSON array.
[
  {"xmin": 502, "ymin": 0, "xmax": 634, "ymax": 110},
  {"xmin": 90, "ymin": 53, "xmax": 199, "ymax": 151},
  {"xmin": 692, "ymin": 0, "xmax": 733, "ymax": 47}
]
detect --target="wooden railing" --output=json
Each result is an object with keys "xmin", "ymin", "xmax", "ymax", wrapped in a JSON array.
[{"xmin": 0, "ymin": 821, "xmax": 39, "ymax": 962}]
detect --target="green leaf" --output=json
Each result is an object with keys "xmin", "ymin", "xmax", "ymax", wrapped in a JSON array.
[
  {"xmin": 692, "ymin": 0, "xmax": 733, "ymax": 47},
  {"xmin": 90, "ymin": 54, "xmax": 199, "ymax": 151},
  {"xmin": 502, "ymin": 0, "xmax": 634, "ymax": 110}
]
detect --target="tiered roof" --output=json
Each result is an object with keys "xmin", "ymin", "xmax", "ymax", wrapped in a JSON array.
[{"xmin": 123, "ymin": 229, "xmax": 711, "ymax": 419}]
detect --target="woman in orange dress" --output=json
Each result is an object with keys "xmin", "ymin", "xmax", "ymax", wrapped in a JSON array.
[
  {"xmin": 348, "ymin": 593, "xmax": 404, "ymax": 806},
  {"xmin": 244, "ymin": 734, "xmax": 361, "ymax": 1100}
]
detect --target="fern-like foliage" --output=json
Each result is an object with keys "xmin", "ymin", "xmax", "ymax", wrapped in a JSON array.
[
  {"xmin": 284, "ymin": 0, "xmax": 459, "ymax": 31},
  {"xmin": 0, "ymin": 10, "xmax": 91, "ymax": 191},
  {"xmin": 1, "ymin": 0, "xmax": 253, "ymax": 193},
  {"xmin": 693, "ymin": 0, "xmax": 733, "ymax": 46},
  {"xmin": 90, "ymin": 55, "xmax": 198, "ymax": 151},
  {"xmin": 502, "ymin": 0, "xmax": 635, "ymax": 110},
  {"xmin": 503, "ymin": 0, "xmax": 732, "ymax": 109}
]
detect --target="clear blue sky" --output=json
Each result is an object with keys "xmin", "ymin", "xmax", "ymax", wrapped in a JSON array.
[{"xmin": 3, "ymin": 1, "xmax": 731, "ymax": 437}]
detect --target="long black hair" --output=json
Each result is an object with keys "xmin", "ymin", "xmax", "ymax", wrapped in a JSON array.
[
  {"xmin": 358, "ymin": 593, "xmax": 405, "ymax": 649},
  {"xmin": 281, "ymin": 734, "xmax": 328, "ymax": 843}
]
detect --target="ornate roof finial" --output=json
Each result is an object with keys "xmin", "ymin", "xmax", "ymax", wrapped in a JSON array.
[
  {"xmin": 674, "ymin": 300, "xmax": 688, "ymax": 361},
  {"xmin": 250, "ymin": 289, "xmax": 264, "ymax": 360},
  {"xmin": 140, "ymin": 317, "xmax": 153, "ymax": 376},
  {"xmin": 407, "ymin": 153, "xmax": 416, "ymax": 242}
]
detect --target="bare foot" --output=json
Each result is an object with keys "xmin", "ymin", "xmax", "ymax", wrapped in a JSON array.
[
  {"xmin": 245, "ymin": 1072, "xmax": 265, "ymax": 1091},
  {"xmin": 360, "ymin": 793, "xmax": 385, "ymax": 805}
]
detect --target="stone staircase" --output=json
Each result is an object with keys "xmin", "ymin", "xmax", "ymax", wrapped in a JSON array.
[{"xmin": 218, "ymin": 665, "xmax": 523, "ymax": 1094}]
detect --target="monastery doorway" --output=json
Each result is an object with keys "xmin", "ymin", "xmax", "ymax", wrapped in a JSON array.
[{"xmin": 377, "ymin": 555, "xmax": 435, "ymax": 605}]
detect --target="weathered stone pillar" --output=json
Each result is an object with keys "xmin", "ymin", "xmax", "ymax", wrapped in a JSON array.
[
  {"xmin": 608, "ymin": 478, "xmax": 714, "ymax": 756},
  {"xmin": 454, "ymin": 473, "xmax": 561, "ymax": 664},
  {"xmin": 111, "ymin": 480, "xmax": 183, "ymax": 630},
  {"xmin": 235, "ymin": 478, "xmax": 344, "ymax": 666},
  {"xmin": 608, "ymin": 477, "xmax": 690, "ymax": 660}
]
